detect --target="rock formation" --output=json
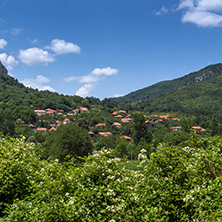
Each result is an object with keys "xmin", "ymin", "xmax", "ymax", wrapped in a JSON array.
[{"xmin": 0, "ymin": 60, "xmax": 8, "ymax": 75}]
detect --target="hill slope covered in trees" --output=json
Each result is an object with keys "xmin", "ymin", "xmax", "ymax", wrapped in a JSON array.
[{"xmin": 114, "ymin": 63, "xmax": 222, "ymax": 120}]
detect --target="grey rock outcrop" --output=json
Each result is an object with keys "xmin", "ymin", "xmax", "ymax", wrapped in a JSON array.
[{"xmin": 0, "ymin": 60, "xmax": 8, "ymax": 75}]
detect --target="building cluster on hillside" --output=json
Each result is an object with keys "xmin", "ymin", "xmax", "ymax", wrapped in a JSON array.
[{"xmin": 23, "ymin": 107, "xmax": 206, "ymax": 142}]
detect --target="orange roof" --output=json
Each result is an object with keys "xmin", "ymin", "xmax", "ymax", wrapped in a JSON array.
[
  {"xmin": 115, "ymin": 115, "xmax": 123, "ymax": 118},
  {"xmin": 36, "ymin": 127, "xmax": 47, "ymax": 131},
  {"xmin": 121, "ymin": 135, "xmax": 131, "ymax": 141},
  {"xmin": 67, "ymin": 113, "xmax": 74, "ymax": 116},
  {"xmin": 96, "ymin": 123, "xmax": 106, "ymax": 127},
  {"xmin": 121, "ymin": 118, "xmax": 131, "ymax": 123},
  {"xmin": 34, "ymin": 110, "xmax": 46, "ymax": 113},
  {"xmin": 119, "ymin": 110, "xmax": 126, "ymax": 113},
  {"xmin": 48, "ymin": 128, "xmax": 57, "ymax": 132},
  {"xmin": 170, "ymin": 126, "xmax": 181, "ymax": 130},
  {"xmin": 88, "ymin": 131, "xmax": 94, "ymax": 135},
  {"xmin": 192, "ymin": 126, "xmax": 206, "ymax": 131},
  {"xmin": 28, "ymin": 124, "xmax": 36, "ymax": 128},
  {"xmin": 79, "ymin": 107, "xmax": 89, "ymax": 112},
  {"xmin": 113, "ymin": 122, "xmax": 121, "ymax": 126},
  {"xmin": 172, "ymin": 118, "xmax": 180, "ymax": 121},
  {"xmin": 159, "ymin": 115, "xmax": 170, "ymax": 119},
  {"xmin": 112, "ymin": 111, "xmax": 118, "ymax": 115},
  {"xmin": 57, "ymin": 112, "xmax": 63, "ymax": 116},
  {"xmin": 99, "ymin": 132, "xmax": 112, "ymax": 137}
]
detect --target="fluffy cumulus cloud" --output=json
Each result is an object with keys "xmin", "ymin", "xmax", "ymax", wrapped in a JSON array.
[
  {"xmin": 45, "ymin": 39, "xmax": 80, "ymax": 55},
  {"xmin": 0, "ymin": 39, "xmax": 7, "ymax": 49},
  {"xmin": 18, "ymin": 47, "xmax": 55, "ymax": 66},
  {"xmin": 91, "ymin": 67, "xmax": 119, "ymax": 76},
  {"xmin": 21, "ymin": 75, "xmax": 56, "ymax": 92},
  {"xmin": 177, "ymin": 0, "xmax": 222, "ymax": 27},
  {"xmin": 63, "ymin": 67, "xmax": 119, "ymax": 97},
  {"xmin": 0, "ymin": 53, "xmax": 18, "ymax": 70},
  {"xmin": 75, "ymin": 84, "xmax": 94, "ymax": 97}
]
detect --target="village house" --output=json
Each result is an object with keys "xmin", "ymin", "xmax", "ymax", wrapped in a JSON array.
[
  {"xmin": 121, "ymin": 118, "xmax": 132, "ymax": 123},
  {"xmin": 121, "ymin": 135, "xmax": 131, "ymax": 142},
  {"xmin": 170, "ymin": 126, "xmax": 182, "ymax": 131},
  {"xmin": 96, "ymin": 123, "xmax": 106, "ymax": 127},
  {"xmin": 113, "ymin": 122, "xmax": 121, "ymax": 128},
  {"xmin": 192, "ymin": 126, "xmax": 206, "ymax": 131},
  {"xmin": 34, "ymin": 110, "xmax": 46, "ymax": 116},
  {"xmin": 63, "ymin": 118, "xmax": 70, "ymax": 124},
  {"xmin": 99, "ymin": 132, "xmax": 113, "ymax": 137},
  {"xmin": 36, "ymin": 127, "xmax": 48, "ymax": 133}
]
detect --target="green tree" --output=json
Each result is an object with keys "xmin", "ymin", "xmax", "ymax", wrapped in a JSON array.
[
  {"xmin": 181, "ymin": 117, "xmax": 193, "ymax": 133},
  {"xmin": 114, "ymin": 138, "xmax": 129, "ymax": 158},
  {"xmin": 209, "ymin": 116, "xmax": 218, "ymax": 136},
  {"xmin": 45, "ymin": 123, "xmax": 92, "ymax": 161},
  {"xmin": 132, "ymin": 113, "xmax": 152, "ymax": 145}
]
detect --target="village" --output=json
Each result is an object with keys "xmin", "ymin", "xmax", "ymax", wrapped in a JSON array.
[{"xmin": 21, "ymin": 106, "xmax": 207, "ymax": 143}]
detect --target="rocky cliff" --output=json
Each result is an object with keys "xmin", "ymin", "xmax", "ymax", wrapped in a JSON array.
[{"xmin": 0, "ymin": 61, "xmax": 8, "ymax": 75}]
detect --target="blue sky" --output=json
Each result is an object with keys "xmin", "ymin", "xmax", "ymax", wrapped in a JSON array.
[{"xmin": 1, "ymin": 0, "xmax": 222, "ymax": 99}]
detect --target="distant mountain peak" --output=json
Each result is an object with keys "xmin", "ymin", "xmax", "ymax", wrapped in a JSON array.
[{"xmin": 0, "ymin": 61, "xmax": 8, "ymax": 75}]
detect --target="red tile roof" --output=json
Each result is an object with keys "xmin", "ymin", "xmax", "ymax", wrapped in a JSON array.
[
  {"xmin": 99, "ymin": 132, "xmax": 113, "ymax": 137},
  {"xmin": 119, "ymin": 110, "xmax": 127, "ymax": 113},
  {"xmin": 170, "ymin": 126, "xmax": 181, "ymax": 130},
  {"xmin": 121, "ymin": 135, "xmax": 131, "ymax": 141},
  {"xmin": 96, "ymin": 123, "xmax": 106, "ymax": 127}
]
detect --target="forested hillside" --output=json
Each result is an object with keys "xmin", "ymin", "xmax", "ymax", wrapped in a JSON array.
[{"xmin": 115, "ymin": 63, "xmax": 222, "ymax": 121}]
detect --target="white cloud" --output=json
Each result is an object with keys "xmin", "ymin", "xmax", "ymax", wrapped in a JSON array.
[
  {"xmin": 64, "ymin": 67, "xmax": 118, "ymax": 97},
  {"xmin": 91, "ymin": 67, "xmax": 119, "ymax": 76},
  {"xmin": 63, "ymin": 76, "xmax": 77, "ymax": 82},
  {"xmin": 75, "ymin": 84, "xmax": 93, "ymax": 97},
  {"xmin": 21, "ymin": 75, "xmax": 56, "ymax": 92},
  {"xmin": 182, "ymin": 10, "xmax": 222, "ymax": 27},
  {"xmin": 64, "ymin": 67, "xmax": 118, "ymax": 83},
  {"xmin": 113, "ymin": 94, "xmax": 123, "ymax": 98},
  {"xmin": 0, "ymin": 39, "xmax": 7, "ymax": 49},
  {"xmin": 18, "ymin": 47, "xmax": 55, "ymax": 66},
  {"xmin": 0, "ymin": 53, "xmax": 18, "ymax": 70},
  {"xmin": 45, "ymin": 39, "xmax": 80, "ymax": 55},
  {"xmin": 177, "ymin": 0, "xmax": 222, "ymax": 27},
  {"xmin": 11, "ymin": 28, "xmax": 22, "ymax": 35},
  {"xmin": 154, "ymin": 6, "xmax": 168, "ymax": 16},
  {"xmin": 79, "ymin": 74, "xmax": 101, "ymax": 83},
  {"xmin": 32, "ymin": 39, "xmax": 38, "ymax": 44},
  {"xmin": 177, "ymin": 0, "xmax": 194, "ymax": 10}
]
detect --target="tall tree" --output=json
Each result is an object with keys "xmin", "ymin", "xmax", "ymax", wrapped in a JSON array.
[
  {"xmin": 45, "ymin": 123, "xmax": 92, "ymax": 161},
  {"xmin": 181, "ymin": 117, "xmax": 193, "ymax": 133},
  {"xmin": 133, "ymin": 113, "xmax": 152, "ymax": 145}
]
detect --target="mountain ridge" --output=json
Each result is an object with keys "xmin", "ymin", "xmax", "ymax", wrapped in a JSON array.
[{"xmin": 114, "ymin": 63, "xmax": 222, "ymax": 104}]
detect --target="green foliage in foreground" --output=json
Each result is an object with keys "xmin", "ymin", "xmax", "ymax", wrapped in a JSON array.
[{"xmin": 1, "ymin": 135, "xmax": 222, "ymax": 221}]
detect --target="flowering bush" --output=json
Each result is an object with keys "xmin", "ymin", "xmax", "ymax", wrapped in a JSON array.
[{"xmin": 1, "ymin": 135, "xmax": 222, "ymax": 221}]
